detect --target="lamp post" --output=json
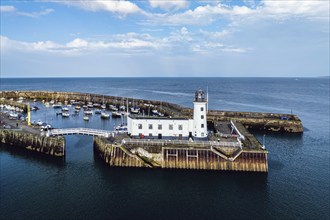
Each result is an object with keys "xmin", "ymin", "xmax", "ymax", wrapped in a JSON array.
[{"xmin": 262, "ymin": 134, "xmax": 266, "ymax": 149}]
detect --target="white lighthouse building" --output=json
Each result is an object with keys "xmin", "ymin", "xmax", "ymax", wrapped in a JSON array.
[
  {"xmin": 127, "ymin": 89, "xmax": 208, "ymax": 140},
  {"xmin": 193, "ymin": 89, "xmax": 208, "ymax": 138}
]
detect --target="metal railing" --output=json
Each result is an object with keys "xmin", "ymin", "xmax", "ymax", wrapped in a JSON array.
[
  {"xmin": 121, "ymin": 138, "xmax": 241, "ymax": 148},
  {"xmin": 46, "ymin": 128, "xmax": 113, "ymax": 138}
]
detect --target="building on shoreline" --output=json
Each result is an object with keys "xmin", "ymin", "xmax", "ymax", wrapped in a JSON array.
[{"xmin": 127, "ymin": 89, "xmax": 208, "ymax": 140}]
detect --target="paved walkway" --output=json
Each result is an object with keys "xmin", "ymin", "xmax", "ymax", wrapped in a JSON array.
[{"xmin": 0, "ymin": 112, "xmax": 40, "ymax": 135}]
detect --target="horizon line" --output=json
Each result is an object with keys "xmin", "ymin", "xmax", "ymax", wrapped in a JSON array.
[{"xmin": 1, "ymin": 76, "xmax": 328, "ymax": 79}]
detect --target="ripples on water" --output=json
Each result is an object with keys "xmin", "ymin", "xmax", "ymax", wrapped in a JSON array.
[{"xmin": 1, "ymin": 77, "xmax": 329, "ymax": 219}]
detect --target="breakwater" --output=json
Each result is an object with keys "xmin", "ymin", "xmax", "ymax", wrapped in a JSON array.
[
  {"xmin": 94, "ymin": 137, "xmax": 268, "ymax": 172},
  {"xmin": 0, "ymin": 90, "xmax": 303, "ymax": 133},
  {"xmin": 0, "ymin": 129, "xmax": 65, "ymax": 156}
]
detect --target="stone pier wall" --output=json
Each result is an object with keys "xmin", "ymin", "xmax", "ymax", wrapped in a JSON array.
[
  {"xmin": 0, "ymin": 129, "xmax": 65, "ymax": 156},
  {"xmin": 94, "ymin": 137, "xmax": 268, "ymax": 172},
  {"xmin": 162, "ymin": 148, "xmax": 268, "ymax": 172},
  {"xmin": 94, "ymin": 137, "xmax": 148, "ymax": 168}
]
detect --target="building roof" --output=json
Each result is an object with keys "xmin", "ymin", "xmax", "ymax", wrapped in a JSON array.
[{"xmin": 129, "ymin": 115, "xmax": 189, "ymax": 120}]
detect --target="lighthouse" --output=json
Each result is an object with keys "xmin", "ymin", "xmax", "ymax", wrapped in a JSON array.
[{"xmin": 193, "ymin": 89, "xmax": 208, "ymax": 139}]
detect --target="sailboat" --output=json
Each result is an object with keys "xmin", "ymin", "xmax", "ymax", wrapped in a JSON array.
[
  {"xmin": 101, "ymin": 95, "xmax": 106, "ymax": 109},
  {"xmin": 101, "ymin": 111, "xmax": 110, "ymax": 119}
]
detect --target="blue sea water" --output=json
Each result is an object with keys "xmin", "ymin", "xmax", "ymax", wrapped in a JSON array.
[{"xmin": 0, "ymin": 77, "xmax": 329, "ymax": 219}]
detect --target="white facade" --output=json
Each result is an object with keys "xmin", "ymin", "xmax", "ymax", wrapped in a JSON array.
[
  {"xmin": 193, "ymin": 102, "xmax": 207, "ymax": 138},
  {"xmin": 127, "ymin": 89, "xmax": 208, "ymax": 139},
  {"xmin": 127, "ymin": 116, "xmax": 193, "ymax": 138}
]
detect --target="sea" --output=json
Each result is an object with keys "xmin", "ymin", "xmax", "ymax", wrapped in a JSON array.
[{"xmin": 0, "ymin": 77, "xmax": 329, "ymax": 219}]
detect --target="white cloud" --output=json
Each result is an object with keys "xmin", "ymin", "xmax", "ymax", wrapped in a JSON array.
[
  {"xmin": 0, "ymin": 5, "xmax": 53, "ymax": 18},
  {"xmin": 145, "ymin": 1, "xmax": 329, "ymax": 25},
  {"xmin": 0, "ymin": 5, "xmax": 16, "ymax": 12},
  {"xmin": 261, "ymin": 1, "xmax": 330, "ymax": 20},
  {"xmin": 149, "ymin": 0, "xmax": 188, "ymax": 11},
  {"xmin": 0, "ymin": 34, "xmax": 165, "ymax": 55},
  {"xmin": 55, "ymin": 0, "xmax": 143, "ymax": 15},
  {"xmin": 1, "ymin": 27, "xmax": 247, "ymax": 56}
]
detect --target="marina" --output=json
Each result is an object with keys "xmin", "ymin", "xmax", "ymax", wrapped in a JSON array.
[{"xmin": 0, "ymin": 89, "xmax": 272, "ymax": 172}]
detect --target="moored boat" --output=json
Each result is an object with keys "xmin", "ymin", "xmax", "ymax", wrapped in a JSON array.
[
  {"xmin": 62, "ymin": 112, "xmax": 70, "ymax": 117},
  {"xmin": 101, "ymin": 111, "xmax": 110, "ymax": 119},
  {"xmin": 112, "ymin": 111, "xmax": 121, "ymax": 118}
]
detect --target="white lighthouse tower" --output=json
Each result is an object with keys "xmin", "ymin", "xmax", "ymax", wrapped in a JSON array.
[{"xmin": 193, "ymin": 89, "xmax": 208, "ymax": 139}]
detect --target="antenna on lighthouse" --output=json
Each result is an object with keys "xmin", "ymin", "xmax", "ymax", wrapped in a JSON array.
[{"xmin": 206, "ymin": 85, "xmax": 209, "ymax": 113}]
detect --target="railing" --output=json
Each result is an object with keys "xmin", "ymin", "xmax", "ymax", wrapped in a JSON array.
[
  {"xmin": 121, "ymin": 138, "xmax": 241, "ymax": 148},
  {"xmin": 231, "ymin": 120, "xmax": 245, "ymax": 140},
  {"xmin": 46, "ymin": 128, "xmax": 113, "ymax": 138}
]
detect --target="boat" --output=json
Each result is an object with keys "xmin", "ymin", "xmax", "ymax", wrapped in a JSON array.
[
  {"xmin": 31, "ymin": 106, "xmax": 39, "ymax": 111},
  {"xmin": 152, "ymin": 109, "xmax": 158, "ymax": 115},
  {"xmin": 62, "ymin": 107, "xmax": 69, "ymax": 111},
  {"xmin": 109, "ymin": 105, "xmax": 118, "ymax": 111},
  {"xmin": 112, "ymin": 111, "xmax": 121, "ymax": 118},
  {"xmin": 95, "ymin": 109, "xmax": 102, "ymax": 114},
  {"xmin": 130, "ymin": 107, "xmax": 140, "ymax": 114},
  {"xmin": 101, "ymin": 104, "xmax": 106, "ymax": 109},
  {"xmin": 84, "ymin": 110, "xmax": 93, "ymax": 115},
  {"xmin": 75, "ymin": 105, "xmax": 81, "ymax": 110},
  {"xmin": 115, "ymin": 124, "xmax": 127, "ymax": 131},
  {"xmin": 9, "ymin": 112, "xmax": 18, "ymax": 119},
  {"xmin": 50, "ymin": 100, "xmax": 55, "ymax": 105},
  {"xmin": 53, "ymin": 103, "xmax": 62, "ymax": 108},
  {"xmin": 121, "ymin": 111, "xmax": 130, "ymax": 116},
  {"xmin": 93, "ymin": 103, "xmax": 101, "ymax": 108},
  {"xmin": 62, "ymin": 112, "xmax": 70, "ymax": 117},
  {"xmin": 101, "ymin": 111, "xmax": 110, "ymax": 119},
  {"xmin": 83, "ymin": 116, "xmax": 89, "ymax": 121},
  {"xmin": 44, "ymin": 102, "xmax": 50, "ymax": 108}
]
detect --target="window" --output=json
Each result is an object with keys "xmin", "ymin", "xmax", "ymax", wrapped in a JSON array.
[
  {"xmin": 169, "ymin": 124, "xmax": 173, "ymax": 130},
  {"xmin": 201, "ymin": 132, "xmax": 204, "ymax": 137},
  {"xmin": 201, "ymin": 124, "xmax": 204, "ymax": 128},
  {"xmin": 148, "ymin": 124, "xmax": 153, "ymax": 129},
  {"xmin": 149, "ymin": 133, "xmax": 152, "ymax": 137},
  {"xmin": 158, "ymin": 124, "xmax": 162, "ymax": 130},
  {"xmin": 201, "ymin": 107, "xmax": 204, "ymax": 111},
  {"xmin": 178, "ymin": 125, "xmax": 183, "ymax": 130},
  {"xmin": 138, "ymin": 124, "xmax": 142, "ymax": 129},
  {"xmin": 201, "ymin": 115, "xmax": 204, "ymax": 119}
]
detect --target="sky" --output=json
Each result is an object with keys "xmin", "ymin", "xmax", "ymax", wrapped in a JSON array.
[{"xmin": 0, "ymin": 0, "xmax": 329, "ymax": 78}]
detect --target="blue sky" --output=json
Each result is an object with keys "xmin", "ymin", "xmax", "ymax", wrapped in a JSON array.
[{"xmin": 0, "ymin": 0, "xmax": 329, "ymax": 77}]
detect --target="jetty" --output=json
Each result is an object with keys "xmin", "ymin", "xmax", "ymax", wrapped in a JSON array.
[{"xmin": 0, "ymin": 90, "xmax": 304, "ymax": 172}]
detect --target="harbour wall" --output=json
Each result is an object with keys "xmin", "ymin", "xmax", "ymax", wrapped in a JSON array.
[
  {"xmin": 93, "ymin": 137, "xmax": 268, "ymax": 172},
  {"xmin": 0, "ymin": 129, "xmax": 65, "ymax": 157},
  {"xmin": 1, "ymin": 90, "xmax": 303, "ymax": 133}
]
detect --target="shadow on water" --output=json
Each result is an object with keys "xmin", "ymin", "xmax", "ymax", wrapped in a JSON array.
[
  {"xmin": 92, "ymin": 150, "xmax": 270, "ymax": 220},
  {"xmin": 0, "ymin": 144, "xmax": 66, "ymax": 168}
]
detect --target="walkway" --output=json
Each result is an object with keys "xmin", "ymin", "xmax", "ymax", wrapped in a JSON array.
[{"xmin": 45, "ymin": 128, "xmax": 113, "ymax": 138}]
